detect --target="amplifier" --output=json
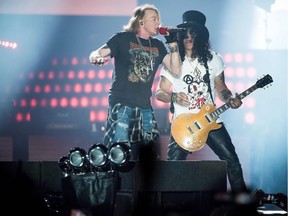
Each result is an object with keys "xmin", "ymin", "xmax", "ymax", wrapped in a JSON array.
[{"xmin": 30, "ymin": 108, "xmax": 91, "ymax": 133}]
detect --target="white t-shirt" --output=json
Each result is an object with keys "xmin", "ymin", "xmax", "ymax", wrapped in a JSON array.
[{"xmin": 160, "ymin": 51, "xmax": 225, "ymax": 121}]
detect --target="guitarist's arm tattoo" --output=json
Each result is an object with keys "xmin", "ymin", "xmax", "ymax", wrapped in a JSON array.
[
  {"xmin": 221, "ymin": 89, "xmax": 232, "ymax": 101},
  {"xmin": 215, "ymin": 72, "xmax": 232, "ymax": 101}
]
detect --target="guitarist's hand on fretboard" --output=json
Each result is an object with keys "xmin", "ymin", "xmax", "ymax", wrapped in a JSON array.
[{"xmin": 229, "ymin": 93, "xmax": 243, "ymax": 109}]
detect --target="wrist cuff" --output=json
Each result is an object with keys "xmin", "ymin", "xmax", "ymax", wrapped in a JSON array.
[
  {"xmin": 171, "ymin": 92, "xmax": 178, "ymax": 103},
  {"xmin": 168, "ymin": 45, "xmax": 179, "ymax": 53}
]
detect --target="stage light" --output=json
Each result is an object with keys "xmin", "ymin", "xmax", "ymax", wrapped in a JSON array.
[
  {"xmin": 59, "ymin": 142, "xmax": 134, "ymax": 175},
  {"xmin": 109, "ymin": 142, "xmax": 131, "ymax": 166},
  {"xmin": 88, "ymin": 143, "xmax": 110, "ymax": 171},
  {"xmin": 68, "ymin": 147, "xmax": 89, "ymax": 173},
  {"xmin": 58, "ymin": 156, "xmax": 72, "ymax": 176}
]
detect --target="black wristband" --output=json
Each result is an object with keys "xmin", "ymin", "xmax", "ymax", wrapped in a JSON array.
[
  {"xmin": 168, "ymin": 45, "xmax": 179, "ymax": 53},
  {"xmin": 171, "ymin": 92, "xmax": 177, "ymax": 103}
]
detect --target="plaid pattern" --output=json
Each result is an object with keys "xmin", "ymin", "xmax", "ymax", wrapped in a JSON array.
[{"xmin": 103, "ymin": 103, "xmax": 160, "ymax": 147}]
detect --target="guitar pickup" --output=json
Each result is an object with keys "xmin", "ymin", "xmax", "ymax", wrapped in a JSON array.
[
  {"xmin": 204, "ymin": 114, "xmax": 213, "ymax": 123},
  {"xmin": 194, "ymin": 121, "xmax": 202, "ymax": 130}
]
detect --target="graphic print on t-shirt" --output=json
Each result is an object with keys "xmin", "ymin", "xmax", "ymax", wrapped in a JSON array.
[
  {"xmin": 183, "ymin": 67, "xmax": 210, "ymax": 110},
  {"xmin": 128, "ymin": 42, "xmax": 158, "ymax": 83}
]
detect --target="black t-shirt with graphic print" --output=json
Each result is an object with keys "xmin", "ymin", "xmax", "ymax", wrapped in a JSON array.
[{"xmin": 106, "ymin": 31, "xmax": 167, "ymax": 108}]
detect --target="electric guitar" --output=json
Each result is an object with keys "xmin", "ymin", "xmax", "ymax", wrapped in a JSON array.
[{"xmin": 171, "ymin": 74, "xmax": 273, "ymax": 152}]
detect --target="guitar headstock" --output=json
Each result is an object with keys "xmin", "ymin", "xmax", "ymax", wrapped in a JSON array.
[{"xmin": 256, "ymin": 74, "xmax": 273, "ymax": 89}]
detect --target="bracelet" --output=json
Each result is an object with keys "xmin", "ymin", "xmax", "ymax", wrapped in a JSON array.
[
  {"xmin": 171, "ymin": 92, "xmax": 178, "ymax": 103},
  {"xmin": 90, "ymin": 51, "xmax": 105, "ymax": 65},
  {"xmin": 93, "ymin": 55, "xmax": 105, "ymax": 66},
  {"xmin": 94, "ymin": 54, "xmax": 102, "ymax": 61},
  {"xmin": 168, "ymin": 45, "xmax": 179, "ymax": 53}
]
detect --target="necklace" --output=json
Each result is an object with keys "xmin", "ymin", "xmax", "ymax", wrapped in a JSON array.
[
  {"xmin": 187, "ymin": 56, "xmax": 199, "ymax": 75},
  {"xmin": 136, "ymin": 35, "xmax": 154, "ymax": 72}
]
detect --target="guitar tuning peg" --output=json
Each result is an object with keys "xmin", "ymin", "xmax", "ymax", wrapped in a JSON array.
[{"xmin": 264, "ymin": 84, "xmax": 273, "ymax": 89}]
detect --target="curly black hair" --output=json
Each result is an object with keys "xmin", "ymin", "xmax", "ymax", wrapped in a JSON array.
[{"xmin": 178, "ymin": 27, "xmax": 212, "ymax": 64}]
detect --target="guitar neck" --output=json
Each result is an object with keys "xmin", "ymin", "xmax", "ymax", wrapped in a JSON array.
[{"xmin": 210, "ymin": 84, "xmax": 258, "ymax": 119}]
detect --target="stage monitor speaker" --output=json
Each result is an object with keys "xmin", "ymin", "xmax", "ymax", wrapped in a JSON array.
[
  {"xmin": 119, "ymin": 160, "xmax": 227, "ymax": 192},
  {"xmin": 131, "ymin": 160, "xmax": 227, "ymax": 216}
]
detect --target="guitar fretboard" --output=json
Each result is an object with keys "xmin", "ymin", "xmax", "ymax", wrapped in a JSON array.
[{"xmin": 210, "ymin": 84, "xmax": 258, "ymax": 120}]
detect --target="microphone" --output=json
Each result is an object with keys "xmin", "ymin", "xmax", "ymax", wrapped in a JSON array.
[{"xmin": 158, "ymin": 26, "xmax": 186, "ymax": 35}]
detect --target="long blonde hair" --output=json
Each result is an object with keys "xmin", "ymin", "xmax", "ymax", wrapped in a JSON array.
[{"xmin": 123, "ymin": 4, "xmax": 159, "ymax": 33}]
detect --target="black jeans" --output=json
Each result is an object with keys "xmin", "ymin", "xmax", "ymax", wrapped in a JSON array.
[{"xmin": 167, "ymin": 124, "xmax": 247, "ymax": 193}]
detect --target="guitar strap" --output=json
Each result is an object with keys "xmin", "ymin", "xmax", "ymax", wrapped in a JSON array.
[
  {"xmin": 203, "ymin": 61, "xmax": 216, "ymax": 106},
  {"xmin": 170, "ymin": 100, "xmax": 175, "ymax": 114}
]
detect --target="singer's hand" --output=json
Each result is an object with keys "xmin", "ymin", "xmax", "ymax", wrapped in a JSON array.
[
  {"xmin": 161, "ymin": 27, "xmax": 178, "ymax": 44},
  {"xmin": 89, "ymin": 51, "xmax": 108, "ymax": 65}
]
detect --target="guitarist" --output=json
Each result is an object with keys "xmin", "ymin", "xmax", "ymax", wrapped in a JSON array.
[{"xmin": 155, "ymin": 10, "xmax": 247, "ymax": 193}]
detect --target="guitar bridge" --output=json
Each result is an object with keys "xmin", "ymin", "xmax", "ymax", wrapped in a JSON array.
[
  {"xmin": 187, "ymin": 121, "xmax": 202, "ymax": 135},
  {"xmin": 187, "ymin": 126, "xmax": 194, "ymax": 134}
]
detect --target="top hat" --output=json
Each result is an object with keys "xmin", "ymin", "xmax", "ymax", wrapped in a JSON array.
[{"xmin": 177, "ymin": 10, "xmax": 209, "ymax": 41}]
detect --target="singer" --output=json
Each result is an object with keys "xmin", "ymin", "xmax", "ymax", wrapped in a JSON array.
[{"xmin": 88, "ymin": 4, "xmax": 181, "ymax": 163}]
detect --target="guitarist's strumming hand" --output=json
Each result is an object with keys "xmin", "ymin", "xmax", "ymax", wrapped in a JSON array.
[
  {"xmin": 172, "ymin": 92, "xmax": 190, "ymax": 107},
  {"xmin": 228, "ymin": 93, "xmax": 242, "ymax": 109}
]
